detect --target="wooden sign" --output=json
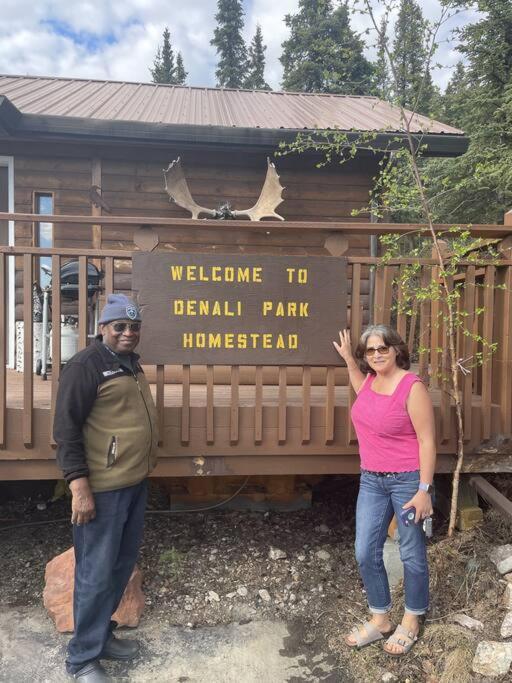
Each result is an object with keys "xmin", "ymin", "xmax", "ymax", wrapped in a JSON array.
[{"xmin": 132, "ymin": 253, "xmax": 347, "ymax": 365}]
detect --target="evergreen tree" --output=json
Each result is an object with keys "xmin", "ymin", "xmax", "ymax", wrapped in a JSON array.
[
  {"xmin": 151, "ymin": 27, "xmax": 175, "ymax": 84},
  {"xmin": 244, "ymin": 25, "xmax": 270, "ymax": 90},
  {"xmin": 375, "ymin": 16, "xmax": 391, "ymax": 100},
  {"xmin": 441, "ymin": 62, "xmax": 469, "ymax": 127},
  {"xmin": 211, "ymin": 0, "xmax": 248, "ymax": 88},
  {"xmin": 280, "ymin": 0, "xmax": 375, "ymax": 94},
  {"xmin": 391, "ymin": 0, "xmax": 435, "ymax": 114},
  {"xmin": 175, "ymin": 52, "xmax": 188, "ymax": 86}
]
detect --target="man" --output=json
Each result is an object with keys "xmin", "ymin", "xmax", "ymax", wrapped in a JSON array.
[{"xmin": 54, "ymin": 294, "xmax": 158, "ymax": 682}]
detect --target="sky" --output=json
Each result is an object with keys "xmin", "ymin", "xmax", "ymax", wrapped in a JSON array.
[{"xmin": 0, "ymin": 0, "xmax": 480, "ymax": 92}]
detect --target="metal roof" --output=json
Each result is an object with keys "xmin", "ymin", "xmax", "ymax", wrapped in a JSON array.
[{"xmin": 0, "ymin": 74, "xmax": 463, "ymax": 136}]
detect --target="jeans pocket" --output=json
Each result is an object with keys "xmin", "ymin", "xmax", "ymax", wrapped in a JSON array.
[{"xmin": 394, "ymin": 470, "xmax": 420, "ymax": 484}]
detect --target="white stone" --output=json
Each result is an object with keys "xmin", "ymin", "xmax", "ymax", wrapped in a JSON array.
[
  {"xmin": 448, "ymin": 614, "xmax": 484, "ymax": 631},
  {"xmin": 501, "ymin": 612, "xmax": 512, "ymax": 638},
  {"xmin": 490, "ymin": 545, "xmax": 512, "ymax": 575},
  {"xmin": 504, "ymin": 584, "xmax": 512, "ymax": 609},
  {"xmin": 316, "ymin": 550, "xmax": 331, "ymax": 561},
  {"xmin": 226, "ymin": 592, "xmax": 236, "ymax": 599},
  {"xmin": 269, "ymin": 547, "xmax": 287, "ymax": 561},
  {"xmin": 381, "ymin": 674, "xmax": 398, "ymax": 683},
  {"xmin": 504, "ymin": 573, "xmax": 512, "ymax": 583},
  {"xmin": 237, "ymin": 586, "xmax": 248, "ymax": 597},
  {"xmin": 258, "ymin": 589, "xmax": 271, "ymax": 602},
  {"xmin": 208, "ymin": 591, "xmax": 220, "ymax": 603},
  {"xmin": 472, "ymin": 641, "xmax": 512, "ymax": 677},
  {"xmin": 297, "ymin": 554, "xmax": 306, "ymax": 562}
]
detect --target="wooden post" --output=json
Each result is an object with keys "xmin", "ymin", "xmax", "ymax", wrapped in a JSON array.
[
  {"xmin": 91, "ymin": 158, "xmax": 102, "ymax": 250},
  {"xmin": 493, "ymin": 212, "xmax": 512, "ymax": 435}
]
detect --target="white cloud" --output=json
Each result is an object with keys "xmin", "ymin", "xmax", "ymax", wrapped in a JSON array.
[{"xmin": 0, "ymin": 0, "xmax": 479, "ymax": 92}]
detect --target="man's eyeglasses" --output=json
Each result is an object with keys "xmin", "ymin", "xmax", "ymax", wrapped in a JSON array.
[
  {"xmin": 110, "ymin": 322, "xmax": 141, "ymax": 333},
  {"xmin": 365, "ymin": 345, "xmax": 390, "ymax": 357}
]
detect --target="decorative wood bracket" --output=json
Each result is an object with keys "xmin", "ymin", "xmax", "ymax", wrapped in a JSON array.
[
  {"xmin": 134, "ymin": 225, "xmax": 159, "ymax": 252},
  {"xmin": 89, "ymin": 185, "xmax": 111, "ymax": 213},
  {"xmin": 324, "ymin": 234, "xmax": 349, "ymax": 256}
]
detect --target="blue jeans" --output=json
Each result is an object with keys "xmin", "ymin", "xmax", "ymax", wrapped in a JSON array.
[
  {"xmin": 66, "ymin": 480, "xmax": 148, "ymax": 674},
  {"xmin": 355, "ymin": 470, "xmax": 429, "ymax": 615}
]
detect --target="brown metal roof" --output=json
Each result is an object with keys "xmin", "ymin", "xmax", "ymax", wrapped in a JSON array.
[{"xmin": 0, "ymin": 74, "xmax": 463, "ymax": 135}]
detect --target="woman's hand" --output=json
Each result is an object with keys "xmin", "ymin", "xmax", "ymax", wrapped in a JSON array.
[
  {"xmin": 402, "ymin": 490, "xmax": 433, "ymax": 524},
  {"xmin": 333, "ymin": 329, "xmax": 355, "ymax": 365}
]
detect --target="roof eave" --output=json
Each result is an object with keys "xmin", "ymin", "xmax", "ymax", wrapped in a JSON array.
[{"xmin": 4, "ymin": 106, "xmax": 468, "ymax": 157}]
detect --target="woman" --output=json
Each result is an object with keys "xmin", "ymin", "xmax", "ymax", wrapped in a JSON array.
[{"xmin": 333, "ymin": 324, "xmax": 435, "ymax": 656}]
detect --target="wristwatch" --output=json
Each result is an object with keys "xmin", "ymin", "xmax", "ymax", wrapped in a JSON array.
[{"xmin": 418, "ymin": 482, "xmax": 434, "ymax": 494}]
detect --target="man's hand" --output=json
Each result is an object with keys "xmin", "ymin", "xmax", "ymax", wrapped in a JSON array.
[
  {"xmin": 402, "ymin": 490, "xmax": 433, "ymax": 524},
  {"xmin": 69, "ymin": 478, "xmax": 96, "ymax": 525}
]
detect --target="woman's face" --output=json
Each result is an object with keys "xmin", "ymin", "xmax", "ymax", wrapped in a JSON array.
[{"xmin": 364, "ymin": 334, "xmax": 398, "ymax": 374}]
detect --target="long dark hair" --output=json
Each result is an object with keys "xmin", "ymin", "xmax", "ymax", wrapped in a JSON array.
[{"xmin": 354, "ymin": 324, "xmax": 410, "ymax": 375}]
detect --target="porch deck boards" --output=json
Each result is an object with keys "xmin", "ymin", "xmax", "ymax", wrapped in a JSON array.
[{"xmin": 6, "ymin": 368, "xmax": 482, "ymax": 410}]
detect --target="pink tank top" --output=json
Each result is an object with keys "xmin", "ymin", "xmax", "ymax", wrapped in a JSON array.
[{"xmin": 351, "ymin": 372, "xmax": 421, "ymax": 472}]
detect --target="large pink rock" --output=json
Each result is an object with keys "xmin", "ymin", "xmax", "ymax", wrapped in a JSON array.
[{"xmin": 43, "ymin": 547, "xmax": 144, "ymax": 633}]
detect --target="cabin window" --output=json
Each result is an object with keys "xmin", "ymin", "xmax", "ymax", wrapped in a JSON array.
[{"xmin": 34, "ymin": 193, "xmax": 53, "ymax": 288}]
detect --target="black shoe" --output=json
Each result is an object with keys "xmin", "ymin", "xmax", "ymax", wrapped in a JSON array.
[
  {"xmin": 71, "ymin": 661, "xmax": 112, "ymax": 682},
  {"xmin": 100, "ymin": 632, "xmax": 140, "ymax": 661}
]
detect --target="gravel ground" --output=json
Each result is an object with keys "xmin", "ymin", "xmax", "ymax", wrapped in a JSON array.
[{"xmin": 1, "ymin": 475, "xmax": 512, "ymax": 682}]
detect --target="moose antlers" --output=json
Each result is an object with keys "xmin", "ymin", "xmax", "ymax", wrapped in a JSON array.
[{"xmin": 163, "ymin": 157, "xmax": 285, "ymax": 221}]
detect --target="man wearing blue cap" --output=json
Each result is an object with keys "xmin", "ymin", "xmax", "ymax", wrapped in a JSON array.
[{"xmin": 54, "ymin": 294, "xmax": 158, "ymax": 682}]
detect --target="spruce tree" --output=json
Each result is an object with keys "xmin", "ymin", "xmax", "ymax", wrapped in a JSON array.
[
  {"xmin": 280, "ymin": 0, "xmax": 374, "ymax": 95},
  {"xmin": 175, "ymin": 52, "xmax": 188, "ymax": 86},
  {"xmin": 375, "ymin": 16, "xmax": 391, "ymax": 100},
  {"xmin": 244, "ymin": 25, "xmax": 270, "ymax": 90},
  {"xmin": 211, "ymin": 0, "xmax": 248, "ymax": 88},
  {"xmin": 151, "ymin": 27, "xmax": 175, "ymax": 84},
  {"xmin": 391, "ymin": 0, "xmax": 435, "ymax": 114}
]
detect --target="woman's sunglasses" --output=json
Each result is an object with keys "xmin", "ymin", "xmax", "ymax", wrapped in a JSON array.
[
  {"xmin": 110, "ymin": 322, "xmax": 141, "ymax": 333},
  {"xmin": 365, "ymin": 345, "xmax": 390, "ymax": 357}
]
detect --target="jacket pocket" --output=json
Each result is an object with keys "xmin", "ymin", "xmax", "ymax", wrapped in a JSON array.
[{"xmin": 106, "ymin": 436, "xmax": 118, "ymax": 468}]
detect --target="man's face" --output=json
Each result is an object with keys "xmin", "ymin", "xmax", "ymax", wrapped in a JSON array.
[{"xmin": 100, "ymin": 319, "xmax": 141, "ymax": 354}]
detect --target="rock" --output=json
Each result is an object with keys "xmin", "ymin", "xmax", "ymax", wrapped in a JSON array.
[
  {"xmin": 381, "ymin": 674, "xmax": 398, "ymax": 683},
  {"xmin": 226, "ymin": 592, "xmax": 236, "ymax": 599},
  {"xmin": 237, "ymin": 586, "xmax": 248, "ymax": 597},
  {"xmin": 43, "ymin": 547, "xmax": 144, "ymax": 633},
  {"xmin": 504, "ymin": 573, "xmax": 512, "ymax": 583},
  {"xmin": 448, "ymin": 614, "xmax": 484, "ymax": 631},
  {"xmin": 269, "ymin": 547, "xmax": 287, "ymax": 561},
  {"xmin": 297, "ymin": 554, "xmax": 306, "ymax": 562},
  {"xmin": 504, "ymin": 584, "xmax": 512, "ymax": 609},
  {"xmin": 501, "ymin": 612, "xmax": 512, "ymax": 638},
  {"xmin": 259, "ymin": 589, "xmax": 271, "ymax": 602},
  {"xmin": 316, "ymin": 550, "xmax": 331, "ymax": 561},
  {"xmin": 490, "ymin": 545, "xmax": 512, "ymax": 575},
  {"xmin": 472, "ymin": 641, "xmax": 512, "ymax": 677},
  {"xmin": 208, "ymin": 591, "xmax": 220, "ymax": 603}
]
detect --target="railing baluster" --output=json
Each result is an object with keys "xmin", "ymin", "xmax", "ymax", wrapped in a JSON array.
[
  {"xmin": 23, "ymin": 253, "xmax": 33, "ymax": 447},
  {"xmin": 347, "ymin": 263, "xmax": 362, "ymax": 445},
  {"xmin": 230, "ymin": 365, "xmax": 239, "ymax": 444},
  {"xmin": 50, "ymin": 255, "xmax": 61, "ymax": 447},
  {"xmin": 462, "ymin": 265, "xmax": 476, "ymax": 441},
  {"xmin": 104, "ymin": 256, "xmax": 114, "ymax": 296},
  {"xmin": 418, "ymin": 267, "xmax": 431, "ymax": 381},
  {"xmin": 278, "ymin": 366, "xmax": 286, "ymax": 444},
  {"xmin": 254, "ymin": 365, "xmax": 263, "ymax": 444},
  {"xmin": 430, "ymin": 265, "xmax": 440, "ymax": 388},
  {"xmin": 156, "ymin": 364, "xmax": 165, "ymax": 447},
  {"xmin": 381, "ymin": 265, "xmax": 395, "ymax": 326},
  {"xmin": 0, "ymin": 254, "xmax": 6, "ymax": 447},
  {"xmin": 325, "ymin": 366, "xmax": 335, "ymax": 444},
  {"xmin": 440, "ymin": 276, "xmax": 452, "ymax": 444},
  {"xmin": 78, "ymin": 255, "xmax": 88, "ymax": 350},
  {"xmin": 181, "ymin": 365, "xmax": 190, "ymax": 445},
  {"xmin": 302, "ymin": 366, "xmax": 311, "ymax": 444},
  {"xmin": 206, "ymin": 364, "xmax": 214, "ymax": 444},
  {"xmin": 481, "ymin": 265, "xmax": 495, "ymax": 440},
  {"xmin": 396, "ymin": 265, "xmax": 407, "ymax": 341}
]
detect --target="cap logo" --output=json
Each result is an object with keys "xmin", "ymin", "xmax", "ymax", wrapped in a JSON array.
[{"xmin": 126, "ymin": 304, "xmax": 138, "ymax": 320}]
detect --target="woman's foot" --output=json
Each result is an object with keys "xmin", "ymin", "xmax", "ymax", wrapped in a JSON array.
[
  {"xmin": 345, "ymin": 615, "xmax": 394, "ymax": 647},
  {"xmin": 383, "ymin": 614, "xmax": 420, "ymax": 656}
]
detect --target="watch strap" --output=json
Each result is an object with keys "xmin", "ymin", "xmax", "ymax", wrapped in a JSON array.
[{"xmin": 418, "ymin": 482, "xmax": 434, "ymax": 493}]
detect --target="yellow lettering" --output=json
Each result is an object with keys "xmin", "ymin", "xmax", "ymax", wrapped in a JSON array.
[
  {"xmin": 183, "ymin": 333, "xmax": 193, "ymax": 348},
  {"xmin": 174, "ymin": 300, "xmax": 184, "ymax": 315},
  {"xmin": 209, "ymin": 333, "xmax": 222, "ymax": 348},
  {"xmin": 287, "ymin": 302, "xmax": 297, "ymax": 316},
  {"xmin": 263, "ymin": 334, "xmax": 272, "ymax": 349},
  {"xmin": 289, "ymin": 334, "xmax": 298, "ymax": 349},
  {"xmin": 199, "ymin": 301, "xmax": 209, "ymax": 315},
  {"xmin": 225, "ymin": 333, "xmax": 234, "ymax": 349},
  {"xmin": 186, "ymin": 300, "xmax": 197, "ymax": 315},
  {"xmin": 276, "ymin": 334, "xmax": 285, "ymax": 349},
  {"xmin": 276, "ymin": 302, "xmax": 285, "ymax": 316},
  {"xmin": 299, "ymin": 302, "xmax": 309, "ymax": 317},
  {"xmin": 196, "ymin": 333, "xmax": 206, "ymax": 348},
  {"xmin": 298, "ymin": 268, "xmax": 308, "ymax": 284},
  {"xmin": 198, "ymin": 266, "xmax": 209, "ymax": 281},
  {"xmin": 225, "ymin": 301, "xmax": 234, "ymax": 317},
  {"xmin": 237, "ymin": 301, "xmax": 242, "ymax": 315},
  {"xmin": 286, "ymin": 267, "xmax": 295, "ymax": 283},
  {"xmin": 237, "ymin": 333, "xmax": 247, "ymax": 349},
  {"xmin": 212, "ymin": 301, "xmax": 221, "ymax": 316},
  {"xmin": 170, "ymin": 265, "xmax": 183, "ymax": 280},
  {"xmin": 186, "ymin": 265, "xmax": 197, "ymax": 281},
  {"xmin": 225, "ymin": 267, "xmax": 234, "ymax": 282},
  {"xmin": 212, "ymin": 266, "xmax": 222, "ymax": 282},
  {"xmin": 262, "ymin": 301, "xmax": 272, "ymax": 316},
  {"xmin": 253, "ymin": 267, "xmax": 262, "ymax": 283},
  {"xmin": 250, "ymin": 333, "xmax": 260, "ymax": 347},
  {"xmin": 238, "ymin": 267, "xmax": 250, "ymax": 282}
]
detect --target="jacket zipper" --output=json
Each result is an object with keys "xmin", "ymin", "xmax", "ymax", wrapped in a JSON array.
[
  {"xmin": 107, "ymin": 435, "xmax": 118, "ymax": 468},
  {"xmin": 132, "ymin": 369, "xmax": 153, "ymax": 474}
]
